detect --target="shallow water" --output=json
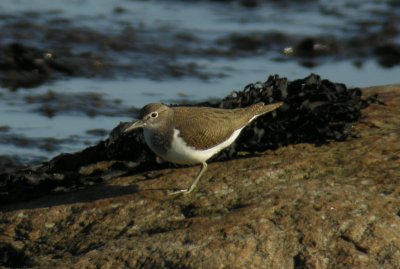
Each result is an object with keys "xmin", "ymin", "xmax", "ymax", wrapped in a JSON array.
[{"xmin": 0, "ymin": 0, "xmax": 399, "ymax": 163}]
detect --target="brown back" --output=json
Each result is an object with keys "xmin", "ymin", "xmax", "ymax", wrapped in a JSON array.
[{"xmin": 172, "ymin": 102, "xmax": 281, "ymax": 149}]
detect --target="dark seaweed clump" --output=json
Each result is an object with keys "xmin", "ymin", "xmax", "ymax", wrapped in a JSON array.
[
  {"xmin": 215, "ymin": 73, "xmax": 379, "ymax": 159},
  {"xmin": 0, "ymin": 74, "xmax": 379, "ymax": 204}
]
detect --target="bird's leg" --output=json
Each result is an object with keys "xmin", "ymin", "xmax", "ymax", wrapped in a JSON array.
[
  {"xmin": 187, "ymin": 162, "xmax": 207, "ymax": 194},
  {"xmin": 168, "ymin": 162, "xmax": 208, "ymax": 196}
]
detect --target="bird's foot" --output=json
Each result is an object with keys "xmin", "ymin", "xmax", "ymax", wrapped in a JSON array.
[{"xmin": 168, "ymin": 188, "xmax": 191, "ymax": 196}]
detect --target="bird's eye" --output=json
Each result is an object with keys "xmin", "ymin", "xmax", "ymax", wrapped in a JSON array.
[{"xmin": 151, "ymin": 112, "xmax": 158, "ymax": 118}]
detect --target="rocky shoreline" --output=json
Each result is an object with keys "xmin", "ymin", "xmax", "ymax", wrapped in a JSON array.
[
  {"xmin": 1, "ymin": 82, "xmax": 399, "ymax": 268},
  {"xmin": 0, "ymin": 73, "xmax": 377, "ymax": 204}
]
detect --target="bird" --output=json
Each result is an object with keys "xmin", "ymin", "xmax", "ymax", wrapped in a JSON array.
[{"xmin": 123, "ymin": 102, "xmax": 283, "ymax": 195}]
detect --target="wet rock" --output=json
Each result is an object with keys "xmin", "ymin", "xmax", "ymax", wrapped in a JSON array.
[
  {"xmin": 216, "ymin": 32, "xmax": 286, "ymax": 55},
  {"xmin": 221, "ymin": 33, "xmax": 265, "ymax": 52},
  {"xmin": 283, "ymin": 37, "xmax": 338, "ymax": 57},
  {"xmin": 239, "ymin": 0, "xmax": 262, "ymax": 7},
  {"xmin": 0, "ymin": 43, "xmax": 64, "ymax": 90},
  {"xmin": 216, "ymin": 13, "xmax": 400, "ymax": 68},
  {"xmin": 0, "ymin": 132, "xmax": 70, "ymax": 153},
  {"xmin": 0, "ymin": 83, "xmax": 399, "ymax": 268},
  {"xmin": 86, "ymin": 129, "xmax": 109, "ymax": 137},
  {"xmin": 0, "ymin": 126, "xmax": 11, "ymax": 132},
  {"xmin": 25, "ymin": 90, "xmax": 136, "ymax": 118},
  {"xmin": 0, "ymin": 156, "xmax": 25, "ymax": 172},
  {"xmin": 374, "ymin": 44, "xmax": 400, "ymax": 68},
  {"xmin": 0, "ymin": 17, "xmax": 220, "ymax": 90},
  {"xmin": 0, "ymin": 40, "xmax": 106, "ymax": 90}
]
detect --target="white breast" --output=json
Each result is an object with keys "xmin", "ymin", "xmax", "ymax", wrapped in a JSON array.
[{"xmin": 161, "ymin": 128, "xmax": 243, "ymax": 165}]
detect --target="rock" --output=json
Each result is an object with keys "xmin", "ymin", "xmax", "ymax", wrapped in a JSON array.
[
  {"xmin": 1, "ymin": 84, "xmax": 399, "ymax": 268},
  {"xmin": 374, "ymin": 44, "xmax": 400, "ymax": 68}
]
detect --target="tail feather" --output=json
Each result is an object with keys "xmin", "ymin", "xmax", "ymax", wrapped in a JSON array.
[{"xmin": 253, "ymin": 102, "xmax": 283, "ymax": 116}]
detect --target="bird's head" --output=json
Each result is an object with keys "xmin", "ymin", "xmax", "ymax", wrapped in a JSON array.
[{"xmin": 124, "ymin": 103, "xmax": 170, "ymax": 133}]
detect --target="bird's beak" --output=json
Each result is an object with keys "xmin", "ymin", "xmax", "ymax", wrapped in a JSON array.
[{"xmin": 123, "ymin": 119, "xmax": 145, "ymax": 133}]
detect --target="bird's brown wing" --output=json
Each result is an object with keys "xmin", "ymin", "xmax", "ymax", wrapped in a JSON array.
[{"xmin": 172, "ymin": 105, "xmax": 263, "ymax": 150}]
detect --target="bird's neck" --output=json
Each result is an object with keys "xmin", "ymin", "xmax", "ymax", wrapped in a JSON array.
[{"xmin": 143, "ymin": 109, "xmax": 174, "ymax": 155}]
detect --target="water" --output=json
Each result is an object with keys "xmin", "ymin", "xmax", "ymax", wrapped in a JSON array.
[{"xmin": 0, "ymin": 0, "xmax": 399, "ymax": 163}]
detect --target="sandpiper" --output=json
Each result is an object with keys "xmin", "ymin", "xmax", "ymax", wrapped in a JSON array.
[{"xmin": 124, "ymin": 102, "xmax": 282, "ymax": 195}]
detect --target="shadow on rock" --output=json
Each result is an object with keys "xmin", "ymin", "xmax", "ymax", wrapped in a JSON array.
[{"xmin": 1, "ymin": 184, "xmax": 139, "ymax": 212}]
